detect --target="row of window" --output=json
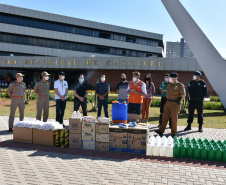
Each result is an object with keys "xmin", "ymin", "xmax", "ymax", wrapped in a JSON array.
[
  {"xmin": 0, "ymin": 32, "xmax": 161, "ymax": 57},
  {"xmin": 0, "ymin": 51, "xmax": 47, "ymax": 56},
  {"xmin": 0, "ymin": 13, "xmax": 161, "ymax": 47}
]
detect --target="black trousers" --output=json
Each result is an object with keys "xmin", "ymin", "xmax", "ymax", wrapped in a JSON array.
[
  {"xmin": 56, "ymin": 99, "xmax": 66, "ymax": 124},
  {"xmin": 74, "ymin": 98, "xmax": 87, "ymax": 116},
  {"xmin": 159, "ymin": 97, "xmax": 171, "ymax": 126},
  {"xmin": 187, "ymin": 99, "xmax": 204, "ymax": 125},
  {"xmin": 97, "ymin": 99, "xmax": 109, "ymax": 118}
]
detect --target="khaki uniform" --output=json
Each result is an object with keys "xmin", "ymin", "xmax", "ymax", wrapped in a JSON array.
[
  {"xmin": 7, "ymin": 81, "xmax": 26, "ymax": 128},
  {"xmin": 159, "ymin": 81, "xmax": 185, "ymax": 135},
  {"xmin": 34, "ymin": 80, "xmax": 50, "ymax": 122}
]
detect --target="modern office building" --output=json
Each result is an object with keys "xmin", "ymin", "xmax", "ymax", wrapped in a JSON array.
[
  {"xmin": 0, "ymin": 4, "xmax": 163, "ymax": 58},
  {"xmin": 166, "ymin": 38, "xmax": 194, "ymax": 58}
]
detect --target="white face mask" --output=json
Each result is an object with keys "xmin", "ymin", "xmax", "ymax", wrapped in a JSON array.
[
  {"xmin": 133, "ymin": 77, "xmax": 137, "ymax": 82},
  {"xmin": 169, "ymin": 77, "xmax": 173, "ymax": 83},
  {"xmin": 61, "ymin": 76, "xmax": 65, "ymax": 80},
  {"xmin": 164, "ymin": 78, "xmax": 169, "ymax": 82},
  {"xmin": 80, "ymin": 78, "xmax": 84, "ymax": 83},
  {"xmin": 193, "ymin": 75, "xmax": 197, "ymax": 80},
  {"xmin": 45, "ymin": 76, "xmax": 49, "ymax": 81},
  {"xmin": 101, "ymin": 77, "xmax": 105, "ymax": 82}
]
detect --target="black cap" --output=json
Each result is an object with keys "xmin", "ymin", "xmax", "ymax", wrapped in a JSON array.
[
  {"xmin": 170, "ymin": 72, "xmax": 178, "ymax": 78},
  {"xmin": 164, "ymin": 73, "xmax": 170, "ymax": 77},
  {"xmin": 58, "ymin": 71, "xmax": 65, "ymax": 75}
]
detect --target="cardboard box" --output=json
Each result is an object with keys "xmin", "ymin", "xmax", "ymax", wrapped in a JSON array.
[
  {"xmin": 95, "ymin": 123, "xmax": 109, "ymax": 133},
  {"xmin": 109, "ymin": 126, "xmax": 128, "ymax": 153},
  {"xmin": 69, "ymin": 117, "xmax": 82, "ymax": 133},
  {"xmin": 96, "ymin": 133, "xmax": 109, "ymax": 143},
  {"xmin": 82, "ymin": 131, "xmax": 95, "ymax": 141},
  {"xmin": 83, "ymin": 116, "xmax": 96, "ymax": 123},
  {"xmin": 69, "ymin": 133, "xmax": 82, "ymax": 149},
  {"xmin": 96, "ymin": 142, "xmax": 109, "ymax": 152},
  {"xmin": 13, "ymin": 127, "xmax": 33, "ymax": 144},
  {"xmin": 33, "ymin": 129, "xmax": 55, "ymax": 146},
  {"xmin": 82, "ymin": 122, "xmax": 96, "ymax": 132},
  {"xmin": 127, "ymin": 126, "xmax": 147, "ymax": 154},
  {"xmin": 83, "ymin": 140, "xmax": 95, "ymax": 150},
  {"xmin": 127, "ymin": 113, "xmax": 140, "ymax": 123}
]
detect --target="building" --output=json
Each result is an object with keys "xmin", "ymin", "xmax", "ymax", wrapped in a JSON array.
[
  {"xmin": 0, "ymin": 4, "xmax": 163, "ymax": 58},
  {"xmin": 166, "ymin": 38, "xmax": 194, "ymax": 58}
]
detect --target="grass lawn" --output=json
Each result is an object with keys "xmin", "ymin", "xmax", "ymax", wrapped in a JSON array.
[{"xmin": 0, "ymin": 99, "xmax": 226, "ymax": 129}]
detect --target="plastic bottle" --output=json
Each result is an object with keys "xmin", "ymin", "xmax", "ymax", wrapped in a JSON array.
[
  {"xmin": 201, "ymin": 146, "xmax": 208, "ymax": 161},
  {"xmin": 223, "ymin": 147, "xmax": 226, "ymax": 163},
  {"xmin": 77, "ymin": 111, "xmax": 81, "ymax": 117},
  {"xmin": 173, "ymin": 144, "xmax": 181, "ymax": 158},
  {"xmin": 166, "ymin": 142, "xmax": 174, "ymax": 157},
  {"xmin": 215, "ymin": 147, "xmax": 223, "ymax": 162},
  {"xmin": 187, "ymin": 145, "xmax": 193, "ymax": 159},
  {"xmin": 72, "ymin": 111, "xmax": 77, "ymax": 118},
  {"xmin": 180, "ymin": 144, "xmax": 188, "ymax": 158},
  {"xmin": 159, "ymin": 142, "xmax": 167, "ymax": 157},
  {"xmin": 146, "ymin": 142, "xmax": 154, "ymax": 156},
  {"xmin": 208, "ymin": 147, "xmax": 216, "ymax": 161},
  {"xmin": 153, "ymin": 142, "xmax": 160, "ymax": 156}
]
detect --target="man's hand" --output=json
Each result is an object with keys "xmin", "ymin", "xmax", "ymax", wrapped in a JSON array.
[
  {"xmin": 133, "ymin": 90, "xmax": 138, "ymax": 94},
  {"xmin": 79, "ymin": 97, "xmax": 84, "ymax": 102},
  {"xmin": 61, "ymin": 96, "xmax": 65, "ymax": 101},
  {"xmin": 99, "ymin": 95, "xmax": 105, "ymax": 100}
]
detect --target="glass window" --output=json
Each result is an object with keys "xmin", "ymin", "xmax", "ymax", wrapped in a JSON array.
[
  {"xmin": 122, "ymin": 50, "xmax": 127, "ymax": 56},
  {"xmin": 32, "ymin": 38, "xmax": 38, "ymax": 46},
  {"xmin": 99, "ymin": 32, "xmax": 111, "ymax": 39}
]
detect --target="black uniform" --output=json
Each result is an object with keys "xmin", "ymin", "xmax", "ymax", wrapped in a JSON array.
[{"xmin": 187, "ymin": 80, "xmax": 207, "ymax": 126}]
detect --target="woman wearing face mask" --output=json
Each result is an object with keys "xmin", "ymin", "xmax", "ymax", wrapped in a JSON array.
[
  {"xmin": 34, "ymin": 71, "xmax": 51, "ymax": 122},
  {"xmin": 141, "ymin": 74, "xmax": 156, "ymax": 124}
]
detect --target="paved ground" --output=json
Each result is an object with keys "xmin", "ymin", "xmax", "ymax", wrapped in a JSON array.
[{"xmin": 0, "ymin": 116, "xmax": 226, "ymax": 185}]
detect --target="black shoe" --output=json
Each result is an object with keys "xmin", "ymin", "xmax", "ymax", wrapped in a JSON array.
[
  {"xmin": 172, "ymin": 134, "xmax": 176, "ymax": 138},
  {"xmin": 63, "ymin": 124, "xmax": 65, "ymax": 128},
  {"xmin": 169, "ymin": 125, "xmax": 171, "ymax": 129},
  {"xmin": 198, "ymin": 125, "xmax": 203, "ymax": 132},
  {"xmin": 184, "ymin": 125, "xmax": 191, "ymax": 131},
  {"xmin": 8, "ymin": 128, "xmax": 13, "ymax": 132},
  {"xmin": 154, "ymin": 130, "xmax": 163, "ymax": 137},
  {"xmin": 157, "ymin": 124, "xmax": 160, "ymax": 128}
]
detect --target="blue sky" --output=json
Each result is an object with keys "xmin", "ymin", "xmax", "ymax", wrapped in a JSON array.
[{"xmin": 1, "ymin": 0, "xmax": 226, "ymax": 58}]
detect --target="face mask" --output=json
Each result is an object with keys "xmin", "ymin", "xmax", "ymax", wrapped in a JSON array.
[
  {"xmin": 45, "ymin": 76, "xmax": 49, "ymax": 81},
  {"xmin": 133, "ymin": 77, "xmax": 137, "ymax": 82},
  {"xmin": 169, "ymin": 77, "xmax": 173, "ymax": 83},
  {"xmin": 80, "ymin": 78, "xmax": 84, "ymax": 83},
  {"xmin": 165, "ymin": 78, "xmax": 169, "ymax": 82},
  {"xmin": 101, "ymin": 77, "xmax": 105, "ymax": 82},
  {"xmin": 121, "ymin": 78, "xmax": 126, "ymax": 81},
  {"xmin": 61, "ymin": 76, "xmax": 65, "ymax": 80},
  {"xmin": 193, "ymin": 75, "xmax": 197, "ymax": 80}
]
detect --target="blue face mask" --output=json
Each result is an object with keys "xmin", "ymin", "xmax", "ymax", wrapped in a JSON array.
[{"xmin": 80, "ymin": 78, "xmax": 84, "ymax": 83}]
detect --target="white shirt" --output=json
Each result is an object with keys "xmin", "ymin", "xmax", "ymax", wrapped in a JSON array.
[
  {"xmin": 127, "ymin": 81, "xmax": 147, "ymax": 94},
  {"xmin": 54, "ymin": 79, "xmax": 68, "ymax": 99}
]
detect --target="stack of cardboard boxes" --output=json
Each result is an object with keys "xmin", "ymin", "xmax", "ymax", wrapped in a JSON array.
[
  {"xmin": 82, "ymin": 118, "xmax": 96, "ymax": 150},
  {"xmin": 95, "ymin": 122, "xmax": 109, "ymax": 152},
  {"xmin": 69, "ymin": 117, "xmax": 82, "ymax": 149},
  {"xmin": 128, "ymin": 126, "xmax": 148, "ymax": 154}
]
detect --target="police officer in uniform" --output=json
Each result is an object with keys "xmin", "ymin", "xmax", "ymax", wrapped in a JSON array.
[
  {"xmin": 159, "ymin": 73, "xmax": 171, "ymax": 128},
  {"xmin": 34, "ymin": 71, "xmax": 50, "ymax": 122},
  {"xmin": 184, "ymin": 71, "xmax": 207, "ymax": 132},
  {"xmin": 7, "ymin": 73, "xmax": 26, "ymax": 132},
  {"xmin": 155, "ymin": 72, "xmax": 185, "ymax": 137}
]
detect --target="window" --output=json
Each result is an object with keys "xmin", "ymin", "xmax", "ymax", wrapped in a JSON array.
[
  {"xmin": 122, "ymin": 50, "xmax": 127, "ymax": 56},
  {"xmin": 99, "ymin": 32, "xmax": 111, "ymax": 39}
]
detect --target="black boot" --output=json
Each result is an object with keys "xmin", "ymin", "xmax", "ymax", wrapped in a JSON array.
[
  {"xmin": 198, "ymin": 124, "xmax": 203, "ymax": 132},
  {"xmin": 8, "ymin": 128, "xmax": 13, "ymax": 132},
  {"xmin": 154, "ymin": 130, "xmax": 163, "ymax": 137},
  {"xmin": 184, "ymin": 124, "xmax": 191, "ymax": 131}
]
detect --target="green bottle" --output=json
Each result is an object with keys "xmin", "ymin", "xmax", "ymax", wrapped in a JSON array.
[
  {"xmin": 193, "ymin": 146, "xmax": 201, "ymax": 160},
  {"xmin": 187, "ymin": 145, "xmax": 193, "ymax": 159},
  {"xmin": 223, "ymin": 148, "xmax": 226, "ymax": 163},
  {"xmin": 173, "ymin": 144, "xmax": 181, "ymax": 158},
  {"xmin": 215, "ymin": 148, "xmax": 223, "ymax": 162},
  {"xmin": 201, "ymin": 146, "xmax": 208, "ymax": 161},
  {"xmin": 180, "ymin": 145, "xmax": 188, "ymax": 158},
  {"xmin": 208, "ymin": 147, "xmax": 216, "ymax": 161}
]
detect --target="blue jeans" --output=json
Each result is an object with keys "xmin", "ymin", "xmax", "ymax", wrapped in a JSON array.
[
  {"xmin": 97, "ymin": 99, "xmax": 109, "ymax": 118},
  {"xmin": 56, "ymin": 99, "xmax": 66, "ymax": 124},
  {"xmin": 128, "ymin": 102, "xmax": 142, "ymax": 115}
]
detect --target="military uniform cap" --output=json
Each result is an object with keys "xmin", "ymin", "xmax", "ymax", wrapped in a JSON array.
[
  {"xmin": 41, "ymin": 71, "xmax": 50, "ymax": 76},
  {"xmin": 15, "ymin": 73, "xmax": 25, "ymax": 78},
  {"xmin": 170, "ymin": 72, "xmax": 178, "ymax": 78},
  {"xmin": 164, "ymin": 73, "xmax": 170, "ymax": 77}
]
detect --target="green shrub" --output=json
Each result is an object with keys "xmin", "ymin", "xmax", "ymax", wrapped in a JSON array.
[
  {"xmin": 67, "ymin": 92, "xmax": 74, "ymax": 101},
  {"xmin": 49, "ymin": 92, "xmax": 55, "ymax": 101},
  {"xmin": 210, "ymin": 96, "xmax": 221, "ymax": 102},
  {"xmin": 30, "ymin": 93, "xmax": 38, "ymax": 100},
  {"xmin": 108, "ymin": 96, "xmax": 118, "ymax": 104},
  {"xmin": 151, "ymin": 99, "xmax": 161, "ymax": 107},
  {"xmin": 0, "ymin": 92, "xmax": 9, "ymax": 98},
  {"xmin": 203, "ymin": 102, "xmax": 224, "ymax": 110}
]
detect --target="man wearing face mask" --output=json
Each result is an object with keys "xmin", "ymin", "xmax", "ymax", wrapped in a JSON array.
[
  {"xmin": 127, "ymin": 71, "xmax": 147, "ymax": 115},
  {"xmin": 184, "ymin": 71, "xmax": 207, "ymax": 132},
  {"xmin": 158, "ymin": 73, "xmax": 171, "ymax": 128},
  {"xmin": 96, "ymin": 74, "xmax": 110, "ymax": 118},
  {"xmin": 117, "ymin": 73, "xmax": 129, "ymax": 104},
  {"xmin": 7, "ymin": 73, "xmax": 26, "ymax": 132},
  {"xmin": 54, "ymin": 71, "xmax": 68, "ymax": 126},
  {"xmin": 73, "ymin": 73, "xmax": 88, "ymax": 116},
  {"xmin": 155, "ymin": 72, "xmax": 185, "ymax": 137},
  {"xmin": 34, "ymin": 71, "xmax": 50, "ymax": 122}
]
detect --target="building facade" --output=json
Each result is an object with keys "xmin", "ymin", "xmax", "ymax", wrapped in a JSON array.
[
  {"xmin": 0, "ymin": 4, "xmax": 163, "ymax": 58},
  {"xmin": 166, "ymin": 38, "xmax": 194, "ymax": 58}
]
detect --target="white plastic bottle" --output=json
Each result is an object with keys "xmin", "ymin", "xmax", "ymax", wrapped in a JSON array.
[
  {"xmin": 72, "ymin": 111, "xmax": 77, "ymax": 118},
  {"xmin": 77, "ymin": 111, "xmax": 81, "ymax": 118}
]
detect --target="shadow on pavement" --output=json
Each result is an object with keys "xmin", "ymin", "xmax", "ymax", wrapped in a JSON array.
[
  {"xmin": 0, "ymin": 130, "xmax": 13, "ymax": 135},
  {"xmin": 0, "ymin": 140, "xmax": 225, "ymax": 169}
]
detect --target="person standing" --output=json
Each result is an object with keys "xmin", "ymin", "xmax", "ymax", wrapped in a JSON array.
[
  {"xmin": 96, "ymin": 74, "xmax": 110, "ymax": 118},
  {"xmin": 116, "ymin": 73, "xmax": 129, "ymax": 104},
  {"xmin": 7, "ymin": 73, "xmax": 26, "ymax": 132},
  {"xmin": 155, "ymin": 72, "xmax": 185, "ymax": 137},
  {"xmin": 54, "ymin": 71, "xmax": 68, "ymax": 126},
  {"xmin": 73, "ymin": 73, "xmax": 88, "ymax": 116},
  {"xmin": 184, "ymin": 71, "xmax": 207, "ymax": 132},
  {"xmin": 158, "ymin": 73, "xmax": 171, "ymax": 128},
  {"xmin": 142, "ymin": 73, "xmax": 155, "ymax": 123},
  {"xmin": 127, "ymin": 71, "xmax": 147, "ymax": 115},
  {"xmin": 34, "ymin": 71, "xmax": 50, "ymax": 122}
]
